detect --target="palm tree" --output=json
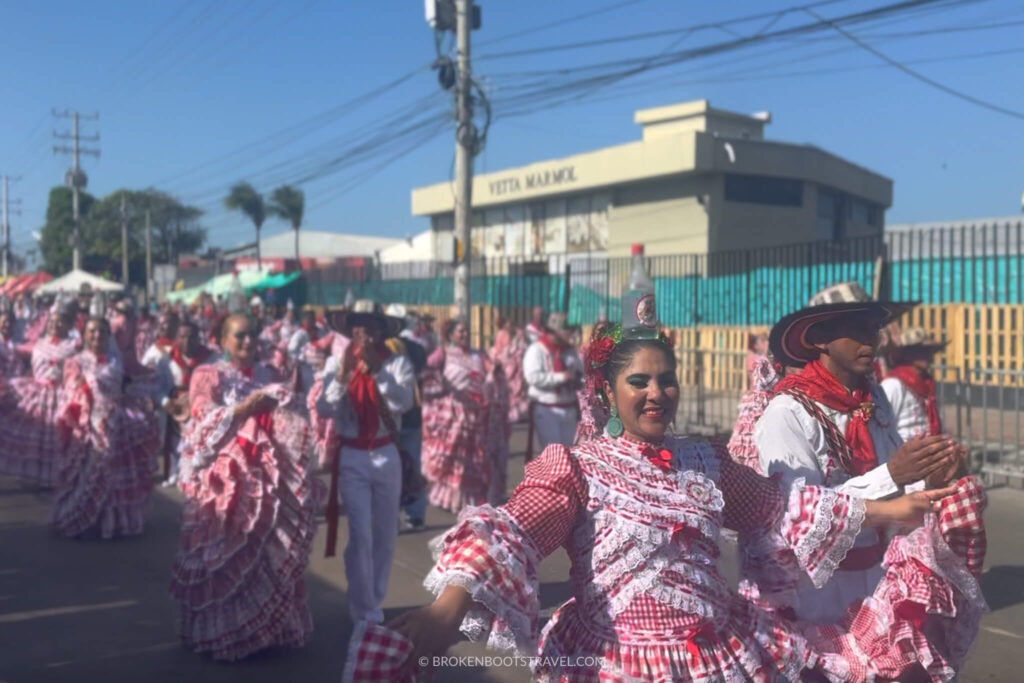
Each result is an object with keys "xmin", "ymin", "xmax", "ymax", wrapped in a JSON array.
[
  {"xmin": 224, "ymin": 182, "xmax": 266, "ymax": 270},
  {"xmin": 268, "ymin": 185, "xmax": 305, "ymax": 270}
]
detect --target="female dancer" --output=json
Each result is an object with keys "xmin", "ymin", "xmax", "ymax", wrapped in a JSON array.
[
  {"xmin": 0, "ymin": 299, "xmax": 78, "ymax": 485},
  {"xmin": 375, "ymin": 320, "xmax": 980, "ymax": 682},
  {"xmin": 52, "ymin": 317, "xmax": 159, "ymax": 538},
  {"xmin": 490, "ymin": 317, "xmax": 528, "ymax": 423},
  {"xmin": 170, "ymin": 314, "xmax": 324, "ymax": 661},
  {"xmin": 421, "ymin": 318, "xmax": 509, "ymax": 513}
]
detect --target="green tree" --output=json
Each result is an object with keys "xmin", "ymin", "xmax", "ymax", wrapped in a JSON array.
[
  {"xmin": 224, "ymin": 182, "xmax": 266, "ymax": 269},
  {"xmin": 268, "ymin": 185, "xmax": 305, "ymax": 269},
  {"xmin": 38, "ymin": 186, "xmax": 96, "ymax": 274},
  {"xmin": 37, "ymin": 186, "xmax": 205, "ymax": 283}
]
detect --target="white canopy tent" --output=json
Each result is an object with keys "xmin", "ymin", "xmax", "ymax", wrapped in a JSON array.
[{"xmin": 34, "ymin": 269, "xmax": 124, "ymax": 297}]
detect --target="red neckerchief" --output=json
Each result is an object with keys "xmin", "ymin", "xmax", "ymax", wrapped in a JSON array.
[
  {"xmin": 346, "ymin": 343, "xmax": 392, "ymax": 443},
  {"xmin": 538, "ymin": 333, "xmax": 567, "ymax": 372},
  {"xmin": 170, "ymin": 346, "xmax": 211, "ymax": 389},
  {"xmin": 773, "ymin": 359, "xmax": 879, "ymax": 475},
  {"xmin": 887, "ymin": 365, "xmax": 942, "ymax": 436}
]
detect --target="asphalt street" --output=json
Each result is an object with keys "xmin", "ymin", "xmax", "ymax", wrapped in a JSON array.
[{"xmin": 1, "ymin": 425, "xmax": 1022, "ymax": 682}]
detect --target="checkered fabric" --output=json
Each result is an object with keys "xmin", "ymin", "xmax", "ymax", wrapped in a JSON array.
[
  {"xmin": 937, "ymin": 475, "xmax": 987, "ymax": 578},
  {"xmin": 342, "ymin": 622, "xmax": 418, "ymax": 683},
  {"xmin": 424, "ymin": 438, "xmax": 845, "ymax": 682}
]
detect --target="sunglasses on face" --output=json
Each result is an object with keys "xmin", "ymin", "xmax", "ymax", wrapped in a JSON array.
[{"xmin": 232, "ymin": 331, "xmax": 257, "ymax": 340}]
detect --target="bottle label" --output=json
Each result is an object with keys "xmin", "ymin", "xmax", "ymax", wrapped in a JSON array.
[{"xmin": 635, "ymin": 293, "xmax": 657, "ymax": 328}]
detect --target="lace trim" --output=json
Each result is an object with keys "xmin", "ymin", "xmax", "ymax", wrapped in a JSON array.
[
  {"xmin": 182, "ymin": 408, "xmax": 235, "ymax": 480},
  {"xmin": 892, "ymin": 517, "xmax": 989, "ymax": 613},
  {"xmin": 579, "ymin": 436, "xmax": 721, "ymax": 484},
  {"xmin": 576, "ymin": 513, "xmax": 729, "ymax": 619},
  {"xmin": 786, "ymin": 479, "xmax": 866, "ymax": 588},
  {"xmin": 422, "ymin": 506, "xmax": 541, "ymax": 656},
  {"xmin": 584, "ymin": 474, "xmax": 724, "ymax": 540}
]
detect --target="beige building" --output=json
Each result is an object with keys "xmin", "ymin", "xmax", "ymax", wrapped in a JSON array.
[{"xmin": 410, "ymin": 100, "xmax": 892, "ymax": 259}]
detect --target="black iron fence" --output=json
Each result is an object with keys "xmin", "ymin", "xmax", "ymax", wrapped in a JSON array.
[{"xmin": 303, "ymin": 217, "xmax": 1024, "ymax": 329}]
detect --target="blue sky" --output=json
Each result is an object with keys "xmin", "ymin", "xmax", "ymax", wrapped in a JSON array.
[{"xmin": 2, "ymin": 0, "xmax": 1023, "ymax": 265}]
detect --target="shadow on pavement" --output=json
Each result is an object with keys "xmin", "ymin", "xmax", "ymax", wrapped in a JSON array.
[{"xmin": 981, "ymin": 565, "xmax": 1024, "ymax": 612}]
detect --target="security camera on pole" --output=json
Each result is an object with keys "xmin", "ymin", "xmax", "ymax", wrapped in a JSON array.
[{"xmin": 426, "ymin": 0, "xmax": 481, "ymax": 335}]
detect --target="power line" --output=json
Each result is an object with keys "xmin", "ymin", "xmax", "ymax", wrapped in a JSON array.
[
  {"xmin": 475, "ymin": 0, "xmax": 658, "ymax": 47},
  {"xmin": 476, "ymin": 0, "xmax": 851, "ymax": 61},
  {"xmin": 152, "ymin": 64, "xmax": 433, "ymax": 190},
  {"xmin": 481, "ymin": 0, "xmax": 973, "ymax": 117},
  {"xmin": 806, "ymin": 6, "xmax": 1024, "ymax": 121}
]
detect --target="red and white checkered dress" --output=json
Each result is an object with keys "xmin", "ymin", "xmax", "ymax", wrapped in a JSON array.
[
  {"xmin": 426, "ymin": 435, "xmax": 839, "ymax": 682},
  {"xmin": 425, "ymin": 434, "xmax": 988, "ymax": 682},
  {"xmin": 726, "ymin": 357, "xmax": 779, "ymax": 475},
  {"xmin": 51, "ymin": 351, "xmax": 159, "ymax": 539},
  {"xmin": 806, "ymin": 476, "xmax": 989, "ymax": 681},
  {"xmin": 169, "ymin": 361, "xmax": 326, "ymax": 661},
  {"xmin": 421, "ymin": 345, "xmax": 510, "ymax": 513},
  {"xmin": 0, "ymin": 336, "xmax": 78, "ymax": 486}
]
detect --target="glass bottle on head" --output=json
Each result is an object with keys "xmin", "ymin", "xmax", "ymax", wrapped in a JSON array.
[{"xmin": 621, "ymin": 243, "xmax": 658, "ymax": 340}]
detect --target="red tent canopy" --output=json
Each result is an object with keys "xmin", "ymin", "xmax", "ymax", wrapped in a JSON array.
[{"xmin": 1, "ymin": 272, "xmax": 52, "ymax": 297}]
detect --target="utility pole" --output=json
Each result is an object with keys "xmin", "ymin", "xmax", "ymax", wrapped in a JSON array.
[
  {"xmin": 453, "ymin": 0, "xmax": 474, "ymax": 330},
  {"xmin": 53, "ymin": 109, "xmax": 100, "ymax": 271},
  {"xmin": 144, "ymin": 210, "xmax": 153, "ymax": 307},
  {"xmin": 1, "ymin": 175, "xmax": 21, "ymax": 278},
  {"xmin": 120, "ymin": 193, "xmax": 130, "ymax": 285}
]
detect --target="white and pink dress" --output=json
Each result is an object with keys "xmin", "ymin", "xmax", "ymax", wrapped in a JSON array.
[
  {"xmin": 169, "ymin": 361, "xmax": 324, "ymax": 661},
  {"xmin": 490, "ymin": 327, "xmax": 529, "ymax": 423},
  {"xmin": 421, "ymin": 344, "xmax": 510, "ymax": 513},
  {"xmin": 0, "ymin": 336, "xmax": 79, "ymax": 485},
  {"xmin": 726, "ymin": 357, "xmax": 780, "ymax": 475},
  {"xmin": 423, "ymin": 434, "xmax": 988, "ymax": 682},
  {"xmin": 51, "ymin": 351, "xmax": 159, "ymax": 538}
]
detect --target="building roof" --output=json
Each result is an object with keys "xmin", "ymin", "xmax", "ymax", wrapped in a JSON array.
[
  {"xmin": 221, "ymin": 229, "xmax": 400, "ymax": 259},
  {"xmin": 411, "ymin": 99, "xmax": 892, "ymax": 216}
]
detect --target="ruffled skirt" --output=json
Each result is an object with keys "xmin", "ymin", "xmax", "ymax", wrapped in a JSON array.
[
  {"xmin": 52, "ymin": 399, "xmax": 159, "ymax": 539},
  {"xmin": 0, "ymin": 378, "xmax": 63, "ymax": 486},
  {"xmin": 422, "ymin": 394, "xmax": 492, "ymax": 513},
  {"xmin": 169, "ymin": 410, "xmax": 324, "ymax": 661}
]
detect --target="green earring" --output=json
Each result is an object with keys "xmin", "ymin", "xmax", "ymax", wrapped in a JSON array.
[{"xmin": 606, "ymin": 406, "xmax": 624, "ymax": 438}]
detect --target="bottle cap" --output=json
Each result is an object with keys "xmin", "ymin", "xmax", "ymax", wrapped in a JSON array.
[{"xmin": 631, "ymin": 244, "xmax": 644, "ymax": 255}]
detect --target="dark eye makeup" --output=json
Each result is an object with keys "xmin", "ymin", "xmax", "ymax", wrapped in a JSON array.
[{"xmin": 625, "ymin": 372, "xmax": 679, "ymax": 389}]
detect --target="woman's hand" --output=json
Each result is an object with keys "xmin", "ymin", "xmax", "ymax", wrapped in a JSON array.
[
  {"xmin": 388, "ymin": 586, "xmax": 472, "ymax": 677},
  {"xmin": 866, "ymin": 486, "xmax": 957, "ymax": 531},
  {"xmin": 233, "ymin": 390, "xmax": 277, "ymax": 420}
]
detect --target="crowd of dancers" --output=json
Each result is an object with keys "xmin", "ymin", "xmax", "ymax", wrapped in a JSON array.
[{"xmin": 0, "ymin": 271, "xmax": 988, "ymax": 682}]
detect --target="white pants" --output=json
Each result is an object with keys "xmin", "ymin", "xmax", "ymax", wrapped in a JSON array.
[
  {"xmin": 533, "ymin": 404, "xmax": 578, "ymax": 454},
  {"xmin": 338, "ymin": 443, "xmax": 401, "ymax": 623}
]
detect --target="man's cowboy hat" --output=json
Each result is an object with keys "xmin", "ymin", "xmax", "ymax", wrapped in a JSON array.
[
  {"xmin": 769, "ymin": 281, "xmax": 917, "ymax": 368},
  {"xmin": 894, "ymin": 327, "xmax": 949, "ymax": 353},
  {"xmin": 340, "ymin": 299, "xmax": 403, "ymax": 338}
]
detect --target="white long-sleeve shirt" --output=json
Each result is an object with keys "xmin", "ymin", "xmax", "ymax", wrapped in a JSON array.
[
  {"xmin": 315, "ymin": 353, "xmax": 415, "ymax": 441},
  {"xmin": 880, "ymin": 376, "xmax": 930, "ymax": 442},
  {"xmin": 523, "ymin": 341, "xmax": 582, "ymax": 405},
  {"xmin": 754, "ymin": 383, "xmax": 904, "ymax": 623}
]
